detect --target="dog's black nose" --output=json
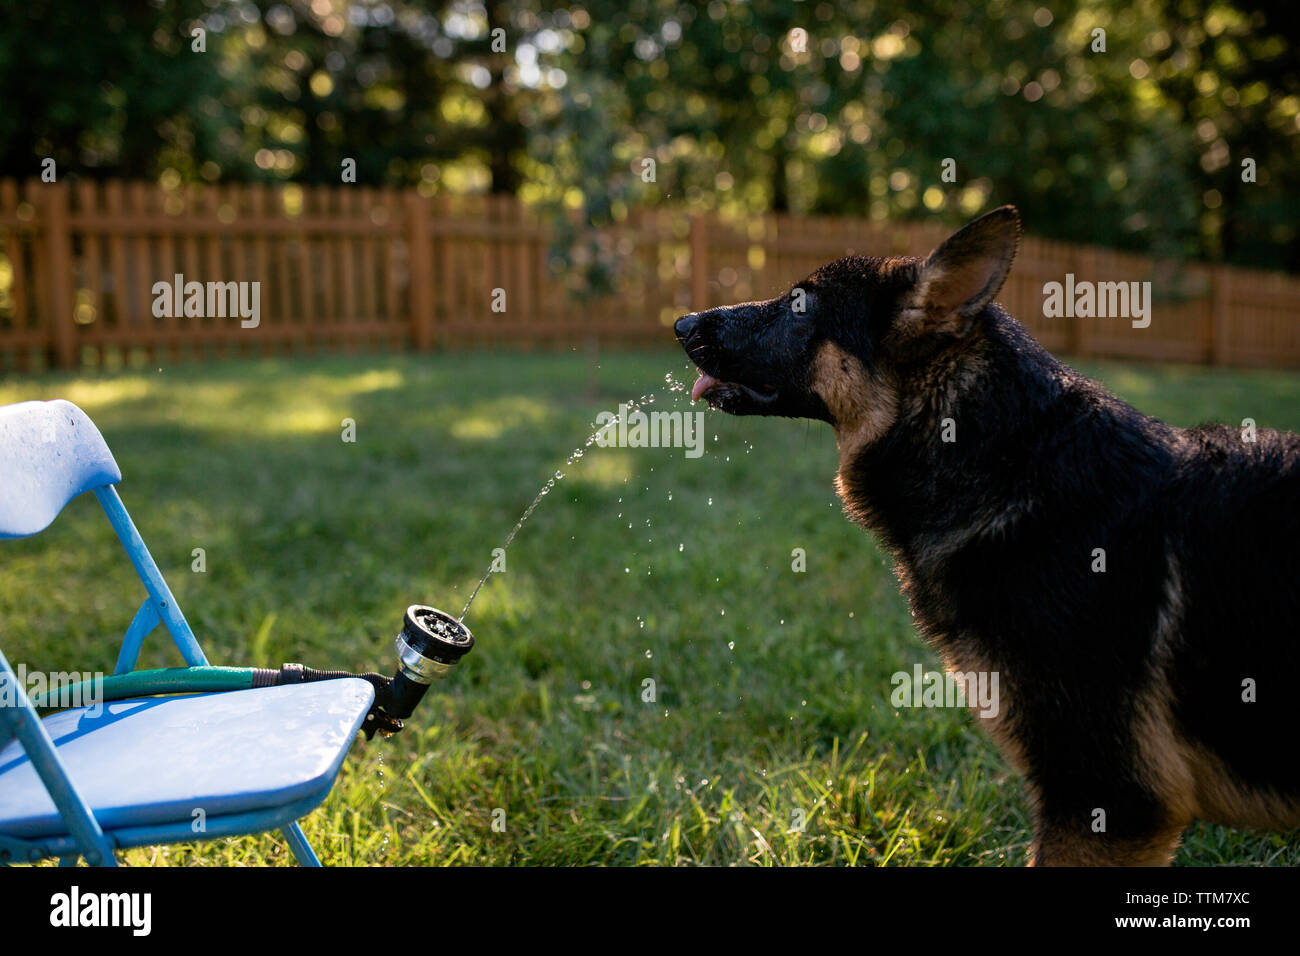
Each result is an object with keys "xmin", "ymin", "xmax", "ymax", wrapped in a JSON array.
[{"xmin": 674, "ymin": 313, "xmax": 700, "ymax": 341}]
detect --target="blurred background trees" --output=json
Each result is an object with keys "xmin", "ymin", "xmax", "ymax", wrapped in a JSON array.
[{"xmin": 2, "ymin": 0, "xmax": 1297, "ymax": 271}]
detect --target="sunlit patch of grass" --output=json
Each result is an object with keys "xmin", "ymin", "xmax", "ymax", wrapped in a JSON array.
[
  {"xmin": 449, "ymin": 395, "xmax": 556, "ymax": 440},
  {"xmin": 0, "ymin": 376, "xmax": 155, "ymax": 410},
  {"xmin": 566, "ymin": 447, "xmax": 635, "ymax": 487}
]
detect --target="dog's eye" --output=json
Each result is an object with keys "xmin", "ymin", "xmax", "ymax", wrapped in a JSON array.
[{"xmin": 786, "ymin": 294, "xmax": 815, "ymax": 326}]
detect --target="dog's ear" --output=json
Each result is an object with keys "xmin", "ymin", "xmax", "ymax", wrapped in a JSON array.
[{"xmin": 896, "ymin": 205, "xmax": 1021, "ymax": 338}]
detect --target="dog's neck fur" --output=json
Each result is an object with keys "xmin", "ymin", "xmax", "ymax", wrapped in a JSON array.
[{"xmin": 832, "ymin": 306, "xmax": 1171, "ymax": 567}]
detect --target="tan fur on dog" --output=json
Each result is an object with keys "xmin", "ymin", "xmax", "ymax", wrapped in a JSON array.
[{"xmin": 811, "ymin": 340, "xmax": 898, "ymax": 476}]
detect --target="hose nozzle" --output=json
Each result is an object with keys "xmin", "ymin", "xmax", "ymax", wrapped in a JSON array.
[{"xmin": 386, "ymin": 605, "xmax": 474, "ymax": 719}]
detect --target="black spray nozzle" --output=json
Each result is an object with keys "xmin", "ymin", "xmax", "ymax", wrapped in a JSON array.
[{"xmin": 386, "ymin": 605, "xmax": 474, "ymax": 720}]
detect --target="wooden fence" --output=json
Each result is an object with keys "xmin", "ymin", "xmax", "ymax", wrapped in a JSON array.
[{"xmin": 1, "ymin": 178, "xmax": 1298, "ymax": 371}]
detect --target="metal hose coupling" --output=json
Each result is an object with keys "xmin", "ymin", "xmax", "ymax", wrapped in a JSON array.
[{"xmin": 387, "ymin": 605, "xmax": 474, "ymax": 719}]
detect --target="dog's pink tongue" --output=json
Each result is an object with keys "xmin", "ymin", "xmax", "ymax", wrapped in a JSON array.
[{"xmin": 691, "ymin": 373, "xmax": 720, "ymax": 402}]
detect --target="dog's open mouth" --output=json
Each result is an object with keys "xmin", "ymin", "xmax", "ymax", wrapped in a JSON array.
[{"xmin": 690, "ymin": 372, "xmax": 779, "ymax": 408}]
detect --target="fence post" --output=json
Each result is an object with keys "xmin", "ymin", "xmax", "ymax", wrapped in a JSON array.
[
  {"xmin": 406, "ymin": 191, "xmax": 434, "ymax": 350},
  {"xmin": 41, "ymin": 180, "xmax": 76, "ymax": 370},
  {"xmin": 1209, "ymin": 265, "xmax": 1230, "ymax": 365},
  {"xmin": 690, "ymin": 213, "xmax": 708, "ymax": 310}
]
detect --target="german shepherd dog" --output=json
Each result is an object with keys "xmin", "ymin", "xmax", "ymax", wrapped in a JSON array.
[{"xmin": 674, "ymin": 207, "xmax": 1300, "ymax": 865}]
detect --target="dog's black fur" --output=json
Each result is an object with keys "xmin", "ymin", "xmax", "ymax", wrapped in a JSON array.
[{"xmin": 675, "ymin": 206, "xmax": 1300, "ymax": 865}]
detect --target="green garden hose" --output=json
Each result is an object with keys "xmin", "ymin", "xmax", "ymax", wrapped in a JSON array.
[
  {"xmin": 29, "ymin": 663, "xmax": 403, "ymax": 739},
  {"xmin": 30, "ymin": 666, "xmax": 257, "ymax": 711}
]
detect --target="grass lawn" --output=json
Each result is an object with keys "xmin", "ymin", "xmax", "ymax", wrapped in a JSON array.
[{"xmin": 2, "ymin": 348, "xmax": 1298, "ymax": 866}]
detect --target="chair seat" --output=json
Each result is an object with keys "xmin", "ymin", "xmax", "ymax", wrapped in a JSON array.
[{"xmin": 0, "ymin": 679, "xmax": 374, "ymax": 840}]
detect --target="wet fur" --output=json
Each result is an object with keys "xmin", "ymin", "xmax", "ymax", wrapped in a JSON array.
[{"xmin": 676, "ymin": 208, "xmax": 1300, "ymax": 866}]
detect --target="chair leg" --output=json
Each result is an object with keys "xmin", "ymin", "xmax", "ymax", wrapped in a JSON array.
[
  {"xmin": 282, "ymin": 821, "xmax": 321, "ymax": 867},
  {"xmin": 0, "ymin": 649, "xmax": 116, "ymax": 867}
]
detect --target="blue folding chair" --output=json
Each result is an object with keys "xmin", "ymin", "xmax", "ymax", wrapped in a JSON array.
[{"xmin": 0, "ymin": 399, "xmax": 373, "ymax": 866}]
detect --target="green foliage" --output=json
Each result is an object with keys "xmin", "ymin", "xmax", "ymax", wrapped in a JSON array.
[
  {"xmin": 0, "ymin": 1, "xmax": 221, "ymax": 178},
  {"xmin": 0, "ymin": 2, "xmax": 1297, "ymax": 267}
]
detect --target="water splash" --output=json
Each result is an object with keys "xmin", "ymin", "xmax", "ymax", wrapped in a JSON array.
[{"xmin": 458, "ymin": 392, "xmax": 659, "ymax": 622}]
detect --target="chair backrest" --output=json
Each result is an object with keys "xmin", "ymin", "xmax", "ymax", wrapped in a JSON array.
[{"xmin": 0, "ymin": 400, "xmax": 121, "ymax": 540}]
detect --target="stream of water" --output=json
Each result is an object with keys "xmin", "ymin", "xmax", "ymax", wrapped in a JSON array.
[{"xmin": 458, "ymin": 373, "xmax": 690, "ymax": 622}]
